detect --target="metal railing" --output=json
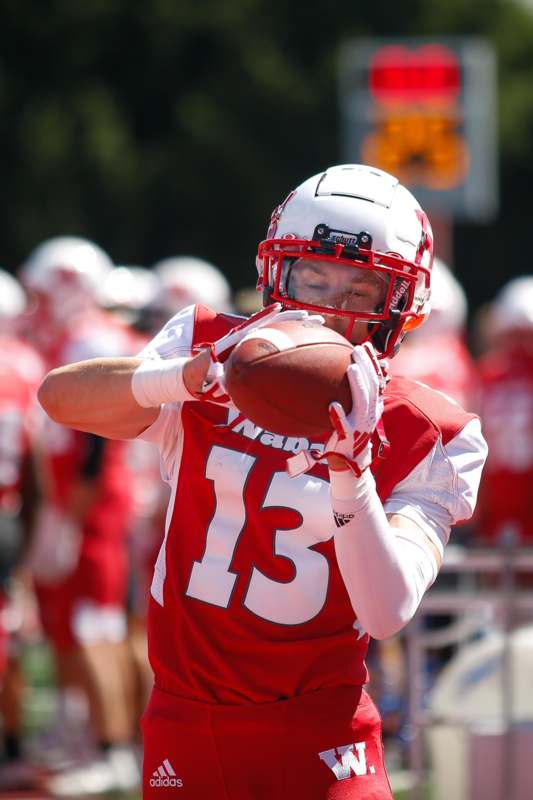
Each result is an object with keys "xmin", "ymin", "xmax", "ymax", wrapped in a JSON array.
[{"xmin": 405, "ymin": 544, "xmax": 533, "ymax": 800}]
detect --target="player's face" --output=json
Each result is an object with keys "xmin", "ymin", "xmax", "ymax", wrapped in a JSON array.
[{"xmin": 286, "ymin": 258, "xmax": 388, "ymax": 344}]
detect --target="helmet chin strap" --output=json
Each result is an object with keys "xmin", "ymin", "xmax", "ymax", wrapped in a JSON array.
[{"xmin": 371, "ymin": 309, "xmax": 403, "ymax": 357}]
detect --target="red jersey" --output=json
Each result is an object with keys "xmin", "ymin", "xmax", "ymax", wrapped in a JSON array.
[
  {"xmin": 36, "ymin": 311, "xmax": 136, "ymax": 539},
  {"xmin": 476, "ymin": 346, "xmax": 533, "ymax": 543},
  {"xmin": 0, "ymin": 337, "xmax": 44, "ymax": 513},
  {"xmin": 139, "ymin": 305, "xmax": 486, "ymax": 704}
]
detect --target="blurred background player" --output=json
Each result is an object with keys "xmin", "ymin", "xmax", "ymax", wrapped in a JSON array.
[
  {"xmin": 148, "ymin": 255, "xmax": 234, "ymax": 330},
  {"xmin": 100, "ymin": 264, "xmax": 160, "ymax": 333},
  {"xmin": 475, "ymin": 276, "xmax": 533, "ymax": 547},
  {"xmin": 101, "ymin": 256, "xmax": 237, "ymax": 732},
  {"xmin": 101, "ymin": 263, "xmax": 169, "ymax": 728},
  {"xmin": 389, "ymin": 257, "xmax": 478, "ymax": 410},
  {"xmin": 19, "ymin": 237, "xmax": 140, "ymax": 795},
  {"xmin": 0, "ymin": 269, "xmax": 44, "ymax": 791},
  {"xmin": 380, "ymin": 258, "xmax": 480, "ymax": 765}
]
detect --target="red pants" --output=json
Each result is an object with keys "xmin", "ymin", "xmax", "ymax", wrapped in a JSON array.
[{"xmin": 142, "ymin": 685, "xmax": 393, "ymax": 799}]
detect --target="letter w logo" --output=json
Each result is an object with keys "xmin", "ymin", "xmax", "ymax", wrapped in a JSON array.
[{"xmin": 318, "ymin": 741, "xmax": 372, "ymax": 781}]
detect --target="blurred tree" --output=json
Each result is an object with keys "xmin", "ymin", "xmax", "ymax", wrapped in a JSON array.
[{"xmin": 0, "ymin": 0, "xmax": 531, "ymax": 311}]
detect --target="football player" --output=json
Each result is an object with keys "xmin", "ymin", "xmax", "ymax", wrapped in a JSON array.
[
  {"xmin": 38, "ymin": 165, "xmax": 487, "ymax": 799},
  {"xmin": 147, "ymin": 255, "xmax": 233, "ymax": 330},
  {"xmin": 0, "ymin": 269, "xmax": 43, "ymax": 790},
  {"xmin": 20, "ymin": 238, "xmax": 140, "ymax": 794},
  {"xmin": 475, "ymin": 276, "xmax": 533, "ymax": 546},
  {"xmin": 385, "ymin": 257, "xmax": 479, "ymax": 750}
]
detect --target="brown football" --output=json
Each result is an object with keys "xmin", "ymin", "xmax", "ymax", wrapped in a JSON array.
[{"xmin": 224, "ymin": 319, "xmax": 353, "ymax": 437}]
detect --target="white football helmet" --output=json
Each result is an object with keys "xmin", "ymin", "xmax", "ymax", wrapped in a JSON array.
[
  {"xmin": 152, "ymin": 256, "xmax": 232, "ymax": 315},
  {"xmin": 0, "ymin": 268, "xmax": 26, "ymax": 323},
  {"xmin": 256, "ymin": 164, "xmax": 434, "ymax": 357},
  {"xmin": 20, "ymin": 236, "xmax": 114, "ymax": 324},
  {"xmin": 100, "ymin": 266, "xmax": 159, "ymax": 312},
  {"xmin": 491, "ymin": 275, "xmax": 533, "ymax": 334}
]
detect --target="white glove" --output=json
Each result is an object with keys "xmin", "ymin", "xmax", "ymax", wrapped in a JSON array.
[
  {"xmin": 287, "ymin": 343, "xmax": 387, "ymax": 478},
  {"xmin": 199, "ymin": 303, "xmax": 325, "ymax": 403}
]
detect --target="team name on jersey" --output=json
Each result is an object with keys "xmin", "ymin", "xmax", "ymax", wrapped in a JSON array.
[{"xmin": 227, "ymin": 409, "xmax": 325, "ymax": 455}]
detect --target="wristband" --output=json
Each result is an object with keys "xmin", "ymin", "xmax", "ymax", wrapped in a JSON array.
[{"xmin": 131, "ymin": 357, "xmax": 197, "ymax": 408}]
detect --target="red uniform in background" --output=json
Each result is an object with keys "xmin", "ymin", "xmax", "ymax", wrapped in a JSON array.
[
  {"xmin": 21, "ymin": 238, "xmax": 143, "ymax": 796},
  {"xmin": 0, "ymin": 337, "xmax": 44, "ymax": 676},
  {"xmin": 389, "ymin": 257, "xmax": 478, "ymax": 411},
  {"xmin": 476, "ymin": 345, "xmax": 533, "ymax": 543},
  {"xmin": 32, "ymin": 310, "xmax": 135, "ymax": 652},
  {"xmin": 0, "ymin": 339, "xmax": 42, "ymax": 515},
  {"xmin": 474, "ymin": 276, "xmax": 533, "ymax": 545},
  {"xmin": 390, "ymin": 334, "xmax": 477, "ymax": 410}
]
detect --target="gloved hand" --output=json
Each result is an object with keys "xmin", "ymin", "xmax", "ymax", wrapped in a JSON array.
[
  {"xmin": 286, "ymin": 342, "xmax": 387, "ymax": 477},
  {"xmin": 198, "ymin": 303, "xmax": 325, "ymax": 403}
]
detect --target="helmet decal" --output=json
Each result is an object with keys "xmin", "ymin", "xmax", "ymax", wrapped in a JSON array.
[
  {"xmin": 414, "ymin": 209, "xmax": 434, "ymax": 266},
  {"xmin": 266, "ymin": 190, "xmax": 297, "ymax": 239}
]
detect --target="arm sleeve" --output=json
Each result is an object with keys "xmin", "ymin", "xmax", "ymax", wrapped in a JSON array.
[
  {"xmin": 330, "ymin": 470, "xmax": 439, "ymax": 640},
  {"xmin": 329, "ymin": 418, "xmax": 488, "ymax": 640}
]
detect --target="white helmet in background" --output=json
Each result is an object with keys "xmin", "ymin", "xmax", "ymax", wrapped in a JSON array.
[
  {"xmin": 491, "ymin": 276, "xmax": 533, "ymax": 335},
  {"xmin": 256, "ymin": 164, "xmax": 434, "ymax": 357},
  {"xmin": 0, "ymin": 268, "xmax": 26, "ymax": 333},
  {"xmin": 20, "ymin": 236, "xmax": 114, "ymax": 324},
  {"xmin": 101, "ymin": 266, "xmax": 159, "ymax": 313},
  {"xmin": 152, "ymin": 256, "xmax": 232, "ymax": 315},
  {"xmin": 418, "ymin": 257, "xmax": 468, "ymax": 337}
]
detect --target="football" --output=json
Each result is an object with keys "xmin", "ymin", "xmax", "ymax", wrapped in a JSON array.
[{"xmin": 224, "ymin": 319, "xmax": 353, "ymax": 437}]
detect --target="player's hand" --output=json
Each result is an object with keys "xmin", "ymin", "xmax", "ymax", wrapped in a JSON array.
[
  {"xmin": 286, "ymin": 343, "xmax": 387, "ymax": 477},
  {"xmin": 323, "ymin": 343, "xmax": 386, "ymax": 473},
  {"xmin": 192, "ymin": 303, "xmax": 325, "ymax": 403}
]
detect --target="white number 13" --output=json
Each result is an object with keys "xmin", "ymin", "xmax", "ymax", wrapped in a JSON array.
[{"xmin": 186, "ymin": 446, "xmax": 330, "ymax": 625}]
